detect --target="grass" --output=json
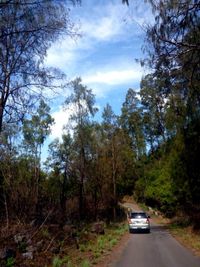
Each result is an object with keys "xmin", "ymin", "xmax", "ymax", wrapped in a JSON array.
[
  {"xmin": 169, "ymin": 224, "xmax": 200, "ymax": 256},
  {"xmin": 52, "ymin": 256, "xmax": 71, "ymax": 267},
  {"xmin": 50, "ymin": 222, "xmax": 128, "ymax": 266},
  {"xmin": 6, "ymin": 257, "xmax": 15, "ymax": 267}
]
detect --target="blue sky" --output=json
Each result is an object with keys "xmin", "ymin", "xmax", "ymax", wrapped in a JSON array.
[{"xmin": 44, "ymin": 0, "xmax": 154, "ymax": 141}]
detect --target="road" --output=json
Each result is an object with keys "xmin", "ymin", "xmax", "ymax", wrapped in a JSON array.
[{"xmin": 112, "ymin": 202, "xmax": 200, "ymax": 267}]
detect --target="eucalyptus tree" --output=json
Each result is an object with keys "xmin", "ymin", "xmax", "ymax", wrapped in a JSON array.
[
  {"xmin": 121, "ymin": 88, "xmax": 146, "ymax": 157},
  {"xmin": 46, "ymin": 133, "xmax": 74, "ymax": 214},
  {"xmin": 22, "ymin": 99, "xmax": 54, "ymax": 210},
  {"xmin": 101, "ymin": 104, "xmax": 118, "ymax": 219},
  {"xmin": 140, "ymin": 74, "xmax": 168, "ymax": 149},
  {"xmin": 144, "ymin": 0, "xmax": 200, "ymax": 122},
  {"xmin": 139, "ymin": 0, "xmax": 200, "ymax": 219},
  {"xmin": 101, "ymin": 104, "xmax": 136, "ymax": 219},
  {"xmin": 23, "ymin": 99, "xmax": 54, "ymax": 159},
  {"xmin": 0, "ymin": 123, "xmax": 19, "ymax": 224},
  {"xmin": 0, "ymin": 0, "xmax": 79, "ymax": 133},
  {"xmin": 64, "ymin": 77, "xmax": 98, "ymax": 219}
]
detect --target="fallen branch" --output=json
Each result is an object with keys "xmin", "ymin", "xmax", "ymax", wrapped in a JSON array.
[{"xmin": 30, "ymin": 209, "xmax": 54, "ymax": 240}]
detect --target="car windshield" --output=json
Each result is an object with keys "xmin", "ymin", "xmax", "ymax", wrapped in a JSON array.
[{"xmin": 130, "ymin": 212, "xmax": 147, "ymax": 219}]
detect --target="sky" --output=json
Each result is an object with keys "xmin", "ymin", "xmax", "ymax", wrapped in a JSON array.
[{"xmin": 43, "ymin": 0, "xmax": 154, "ymax": 145}]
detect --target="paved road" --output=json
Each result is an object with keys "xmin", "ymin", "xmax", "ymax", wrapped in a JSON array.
[
  {"xmin": 112, "ymin": 223, "xmax": 200, "ymax": 267},
  {"xmin": 112, "ymin": 203, "xmax": 200, "ymax": 267}
]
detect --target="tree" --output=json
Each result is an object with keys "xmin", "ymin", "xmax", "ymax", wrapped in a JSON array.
[
  {"xmin": 0, "ymin": 123, "xmax": 19, "ymax": 225},
  {"xmin": 23, "ymin": 99, "xmax": 54, "ymax": 158},
  {"xmin": 46, "ymin": 133, "xmax": 73, "ymax": 214},
  {"xmin": 144, "ymin": 0, "xmax": 200, "ymax": 120},
  {"xmin": 121, "ymin": 88, "xmax": 146, "ymax": 157},
  {"xmin": 102, "ymin": 104, "xmax": 118, "ymax": 219},
  {"xmin": 64, "ymin": 77, "xmax": 98, "ymax": 219},
  {"xmin": 136, "ymin": 0, "xmax": 200, "ymax": 222},
  {"xmin": 140, "ymin": 74, "xmax": 167, "ymax": 149},
  {"xmin": 0, "ymin": 0, "xmax": 78, "ymax": 133},
  {"xmin": 22, "ymin": 99, "xmax": 54, "ymax": 211}
]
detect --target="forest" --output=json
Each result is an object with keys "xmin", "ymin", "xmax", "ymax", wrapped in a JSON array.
[{"xmin": 0, "ymin": 0, "xmax": 200, "ymax": 265}]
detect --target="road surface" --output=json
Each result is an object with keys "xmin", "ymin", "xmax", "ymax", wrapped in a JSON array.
[{"xmin": 112, "ymin": 202, "xmax": 200, "ymax": 267}]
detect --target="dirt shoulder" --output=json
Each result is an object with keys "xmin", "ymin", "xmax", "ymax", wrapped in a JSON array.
[{"xmin": 95, "ymin": 232, "xmax": 130, "ymax": 267}]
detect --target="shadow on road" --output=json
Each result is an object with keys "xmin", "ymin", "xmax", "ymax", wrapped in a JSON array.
[
  {"xmin": 129, "ymin": 224, "xmax": 169, "ymax": 234},
  {"xmin": 151, "ymin": 224, "xmax": 169, "ymax": 231}
]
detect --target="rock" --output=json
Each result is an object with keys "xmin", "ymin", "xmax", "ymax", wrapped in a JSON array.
[
  {"xmin": 22, "ymin": 252, "xmax": 33, "ymax": 260},
  {"xmin": 36, "ymin": 240, "xmax": 44, "ymax": 252},
  {"xmin": 63, "ymin": 224, "xmax": 72, "ymax": 234},
  {"xmin": 26, "ymin": 238, "xmax": 32, "ymax": 245},
  {"xmin": 14, "ymin": 233, "xmax": 25, "ymax": 243},
  {"xmin": 0, "ymin": 249, "xmax": 14, "ymax": 265},
  {"xmin": 26, "ymin": 245, "xmax": 35, "ymax": 253},
  {"xmin": 91, "ymin": 221, "xmax": 105, "ymax": 235},
  {"xmin": 50, "ymin": 245, "xmax": 60, "ymax": 254},
  {"xmin": 0, "ymin": 248, "xmax": 6, "ymax": 260}
]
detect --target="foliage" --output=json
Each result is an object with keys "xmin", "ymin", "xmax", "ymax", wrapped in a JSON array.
[
  {"xmin": 52, "ymin": 256, "xmax": 71, "ymax": 267},
  {"xmin": 6, "ymin": 257, "xmax": 15, "ymax": 267},
  {"xmin": 0, "ymin": 0, "xmax": 78, "ymax": 132},
  {"xmin": 80, "ymin": 260, "xmax": 91, "ymax": 267},
  {"xmin": 132, "ymin": 0, "xmax": 200, "ymax": 222}
]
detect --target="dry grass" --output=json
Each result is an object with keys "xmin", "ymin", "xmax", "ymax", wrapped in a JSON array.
[{"xmin": 169, "ymin": 225, "xmax": 200, "ymax": 256}]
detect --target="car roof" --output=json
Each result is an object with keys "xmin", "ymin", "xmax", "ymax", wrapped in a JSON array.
[{"xmin": 131, "ymin": 211, "xmax": 146, "ymax": 213}]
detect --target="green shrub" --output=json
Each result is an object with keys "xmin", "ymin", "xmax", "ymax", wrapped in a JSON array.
[
  {"xmin": 6, "ymin": 257, "xmax": 15, "ymax": 267},
  {"xmin": 109, "ymin": 238, "xmax": 117, "ymax": 247},
  {"xmin": 80, "ymin": 259, "xmax": 91, "ymax": 267}
]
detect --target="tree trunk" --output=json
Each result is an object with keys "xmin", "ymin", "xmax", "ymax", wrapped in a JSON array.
[
  {"xmin": 60, "ymin": 165, "xmax": 67, "ymax": 214},
  {"xmin": 79, "ymin": 180, "xmax": 84, "ymax": 220},
  {"xmin": 0, "ymin": 100, "xmax": 4, "ymax": 133},
  {"xmin": 79, "ymin": 145, "xmax": 85, "ymax": 220},
  {"xmin": 4, "ymin": 193, "xmax": 9, "ymax": 228},
  {"xmin": 112, "ymin": 140, "xmax": 117, "ymax": 221}
]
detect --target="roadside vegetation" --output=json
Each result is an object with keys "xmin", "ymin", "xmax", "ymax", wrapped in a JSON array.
[
  {"xmin": 169, "ymin": 224, "xmax": 200, "ymax": 257},
  {"xmin": 0, "ymin": 220, "xmax": 127, "ymax": 267},
  {"xmin": 0, "ymin": 0, "xmax": 200, "ymax": 266}
]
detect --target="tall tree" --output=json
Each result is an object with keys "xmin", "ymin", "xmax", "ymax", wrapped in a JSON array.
[
  {"xmin": 135, "ymin": 0, "xmax": 200, "ymax": 221},
  {"xmin": 0, "ymin": 0, "xmax": 78, "ymax": 133},
  {"xmin": 46, "ymin": 133, "xmax": 73, "ymax": 214},
  {"xmin": 121, "ymin": 88, "xmax": 146, "ymax": 157},
  {"xmin": 140, "ymin": 74, "xmax": 167, "ymax": 149},
  {"xmin": 102, "ymin": 104, "xmax": 118, "ymax": 219},
  {"xmin": 144, "ymin": 0, "xmax": 200, "ymax": 120},
  {"xmin": 64, "ymin": 77, "xmax": 97, "ymax": 219},
  {"xmin": 22, "ymin": 99, "xmax": 54, "ymax": 210},
  {"xmin": 0, "ymin": 123, "xmax": 19, "ymax": 224}
]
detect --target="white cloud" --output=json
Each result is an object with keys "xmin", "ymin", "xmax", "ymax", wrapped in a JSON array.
[
  {"xmin": 81, "ymin": 5, "xmax": 127, "ymax": 42},
  {"xmin": 50, "ymin": 99, "xmax": 97, "ymax": 140},
  {"xmin": 83, "ymin": 68, "xmax": 143, "ymax": 86},
  {"xmin": 45, "ymin": 37, "xmax": 81, "ymax": 69},
  {"xmin": 50, "ymin": 105, "xmax": 74, "ymax": 140}
]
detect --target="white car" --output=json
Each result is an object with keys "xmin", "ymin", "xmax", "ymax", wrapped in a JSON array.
[{"xmin": 128, "ymin": 211, "xmax": 150, "ymax": 233}]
